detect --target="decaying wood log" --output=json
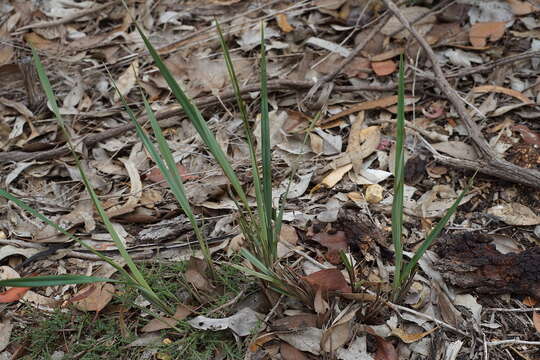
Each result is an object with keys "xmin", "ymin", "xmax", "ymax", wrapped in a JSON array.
[{"xmin": 435, "ymin": 232, "xmax": 540, "ymax": 299}]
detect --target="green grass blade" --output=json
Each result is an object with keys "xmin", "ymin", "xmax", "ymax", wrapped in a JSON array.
[
  {"xmin": 108, "ymin": 70, "xmax": 214, "ymax": 275},
  {"xmin": 400, "ymin": 175, "xmax": 475, "ymax": 283},
  {"xmin": 391, "ymin": 55, "xmax": 406, "ymax": 299},
  {"xmin": 259, "ymin": 22, "xmax": 274, "ymax": 259},
  {"xmin": 31, "ymin": 48, "xmax": 162, "ymax": 307},
  {"xmin": 0, "ymin": 275, "xmax": 122, "ymax": 288},
  {"xmin": 215, "ymin": 20, "xmax": 269, "ymax": 262},
  {"xmin": 134, "ymin": 24, "xmax": 250, "ymax": 212},
  {"xmin": 0, "ymin": 189, "xmax": 129, "ymax": 278}
]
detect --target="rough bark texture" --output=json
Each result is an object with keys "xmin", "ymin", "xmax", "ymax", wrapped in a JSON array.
[{"xmin": 435, "ymin": 233, "xmax": 540, "ymax": 299}]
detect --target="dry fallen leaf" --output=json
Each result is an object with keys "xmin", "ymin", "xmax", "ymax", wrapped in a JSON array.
[
  {"xmin": 487, "ymin": 202, "xmax": 540, "ymax": 225},
  {"xmin": 371, "ymin": 60, "xmax": 397, "ymax": 76},
  {"xmin": 73, "ymin": 283, "xmax": 115, "ymax": 312},
  {"xmin": 472, "ymin": 85, "xmax": 533, "ymax": 104},
  {"xmin": 280, "ymin": 342, "xmax": 309, "ymax": 360},
  {"xmin": 390, "ymin": 327, "xmax": 437, "ymax": 344},
  {"xmin": 188, "ymin": 307, "xmax": 264, "ymax": 337},
  {"xmin": 303, "ymin": 269, "xmax": 351, "ymax": 293},
  {"xmin": 185, "ymin": 256, "xmax": 214, "ymax": 292},
  {"xmin": 506, "ymin": 0, "xmax": 537, "ymax": 15},
  {"xmin": 141, "ymin": 304, "xmax": 193, "ymax": 332},
  {"xmin": 313, "ymin": 231, "xmax": 347, "ymax": 264},
  {"xmin": 319, "ymin": 164, "xmax": 353, "ymax": 189},
  {"xmin": 276, "ymin": 13, "xmax": 294, "ymax": 33},
  {"xmin": 0, "ymin": 286, "xmax": 30, "ymax": 303},
  {"xmin": 469, "ymin": 22, "xmax": 506, "ymax": 48},
  {"xmin": 113, "ymin": 60, "xmax": 139, "ymax": 102}
]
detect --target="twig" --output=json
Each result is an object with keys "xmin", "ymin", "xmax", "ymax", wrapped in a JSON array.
[
  {"xmin": 0, "ymin": 79, "xmax": 389, "ymax": 164},
  {"xmin": 207, "ymin": 289, "xmax": 245, "ymax": 315},
  {"xmin": 381, "ymin": 0, "xmax": 540, "ymax": 189},
  {"xmin": 486, "ymin": 339, "xmax": 540, "ymax": 346},
  {"xmin": 386, "ymin": 300, "xmax": 469, "ymax": 337},
  {"xmin": 302, "ymin": 14, "xmax": 389, "ymax": 104},
  {"xmin": 367, "ymin": 118, "xmax": 448, "ymax": 142},
  {"xmin": 16, "ymin": 1, "xmax": 120, "ymax": 32},
  {"xmin": 485, "ymin": 307, "xmax": 540, "ymax": 312}
]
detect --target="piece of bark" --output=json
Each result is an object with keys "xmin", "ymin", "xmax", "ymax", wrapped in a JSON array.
[{"xmin": 434, "ymin": 233, "xmax": 540, "ymax": 299}]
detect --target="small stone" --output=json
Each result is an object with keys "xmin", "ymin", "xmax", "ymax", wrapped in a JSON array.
[{"xmin": 365, "ymin": 184, "xmax": 383, "ymax": 204}]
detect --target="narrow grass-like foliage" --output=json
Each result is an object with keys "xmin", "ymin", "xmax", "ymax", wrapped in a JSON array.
[
  {"xmin": 0, "ymin": 48, "xmax": 172, "ymax": 315},
  {"xmin": 391, "ymin": 55, "xmax": 473, "ymax": 302}
]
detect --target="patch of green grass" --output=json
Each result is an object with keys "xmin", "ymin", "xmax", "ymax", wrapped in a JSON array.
[
  {"xmin": 13, "ymin": 308, "xmax": 132, "ymax": 359},
  {"xmin": 11, "ymin": 260, "xmax": 250, "ymax": 360}
]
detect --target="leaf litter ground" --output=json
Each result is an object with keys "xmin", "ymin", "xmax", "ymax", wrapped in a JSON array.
[{"xmin": 1, "ymin": 0, "xmax": 540, "ymax": 359}]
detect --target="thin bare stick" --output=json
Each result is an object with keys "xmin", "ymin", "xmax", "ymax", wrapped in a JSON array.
[
  {"xmin": 486, "ymin": 339, "xmax": 540, "ymax": 346},
  {"xmin": 303, "ymin": 14, "xmax": 389, "ymax": 104},
  {"xmin": 381, "ymin": 0, "xmax": 540, "ymax": 189}
]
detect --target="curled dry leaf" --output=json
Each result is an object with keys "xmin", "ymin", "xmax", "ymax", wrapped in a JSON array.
[
  {"xmin": 469, "ymin": 22, "xmax": 506, "ymax": 48},
  {"xmin": 390, "ymin": 327, "xmax": 437, "ymax": 344},
  {"xmin": 371, "ymin": 60, "xmax": 397, "ymax": 76},
  {"xmin": 472, "ymin": 85, "xmax": 533, "ymax": 104}
]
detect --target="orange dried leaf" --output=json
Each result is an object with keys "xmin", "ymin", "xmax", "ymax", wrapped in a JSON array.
[
  {"xmin": 371, "ymin": 60, "xmax": 397, "ymax": 76},
  {"xmin": 0, "ymin": 287, "xmax": 30, "ymax": 303},
  {"xmin": 303, "ymin": 269, "xmax": 351, "ymax": 293},
  {"xmin": 391, "ymin": 327, "xmax": 437, "ymax": 344},
  {"xmin": 276, "ymin": 13, "xmax": 294, "ymax": 33},
  {"xmin": 506, "ymin": 0, "xmax": 537, "ymax": 15},
  {"xmin": 320, "ymin": 164, "xmax": 352, "ymax": 188},
  {"xmin": 471, "ymin": 85, "xmax": 533, "ymax": 104},
  {"xmin": 469, "ymin": 22, "xmax": 506, "ymax": 48}
]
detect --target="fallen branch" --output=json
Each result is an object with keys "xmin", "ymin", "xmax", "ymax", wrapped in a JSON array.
[
  {"xmin": 0, "ymin": 79, "xmax": 389, "ymax": 163},
  {"xmin": 382, "ymin": 0, "xmax": 540, "ymax": 189}
]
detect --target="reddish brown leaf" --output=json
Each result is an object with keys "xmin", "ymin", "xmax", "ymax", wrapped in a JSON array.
[
  {"xmin": 374, "ymin": 336, "xmax": 398, "ymax": 360},
  {"xmin": 313, "ymin": 231, "xmax": 347, "ymax": 264},
  {"xmin": 0, "ymin": 287, "xmax": 30, "ymax": 303},
  {"xmin": 469, "ymin": 22, "xmax": 506, "ymax": 48},
  {"xmin": 303, "ymin": 269, "xmax": 351, "ymax": 293},
  {"xmin": 280, "ymin": 342, "xmax": 309, "ymax": 360},
  {"xmin": 371, "ymin": 60, "xmax": 397, "ymax": 76},
  {"xmin": 145, "ymin": 163, "xmax": 197, "ymax": 185}
]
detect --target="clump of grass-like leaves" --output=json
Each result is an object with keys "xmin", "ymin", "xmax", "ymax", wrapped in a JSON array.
[
  {"xmin": 0, "ymin": 19, "xmax": 293, "ymax": 307},
  {"xmin": 390, "ymin": 55, "xmax": 473, "ymax": 302}
]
